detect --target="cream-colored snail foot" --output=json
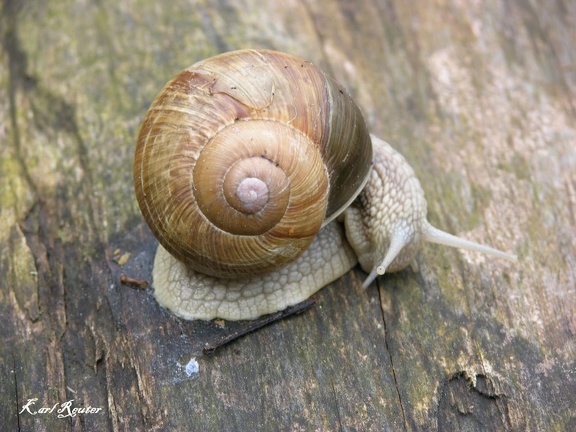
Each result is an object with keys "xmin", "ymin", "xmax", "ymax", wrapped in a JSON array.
[{"xmin": 152, "ymin": 222, "xmax": 357, "ymax": 320}]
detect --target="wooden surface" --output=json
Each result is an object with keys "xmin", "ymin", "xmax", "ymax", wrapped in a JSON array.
[{"xmin": 1, "ymin": 0, "xmax": 575, "ymax": 430}]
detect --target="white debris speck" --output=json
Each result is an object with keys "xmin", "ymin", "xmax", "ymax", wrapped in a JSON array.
[{"xmin": 184, "ymin": 357, "xmax": 199, "ymax": 377}]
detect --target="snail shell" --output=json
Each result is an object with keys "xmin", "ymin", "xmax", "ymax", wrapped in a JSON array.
[{"xmin": 134, "ymin": 49, "xmax": 372, "ymax": 279}]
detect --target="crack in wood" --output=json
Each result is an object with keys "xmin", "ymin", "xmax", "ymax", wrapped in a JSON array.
[
  {"xmin": 12, "ymin": 351, "xmax": 22, "ymax": 432},
  {"xmin": 330, "ymin": 380, "xmax": 343, "ymax": 429},
  {"xmin": 377, "ymin": 285, "xmax": 408, "ymax": 430}
]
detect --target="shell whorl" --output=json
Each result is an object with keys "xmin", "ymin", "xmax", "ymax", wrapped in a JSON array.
[{"xmin": 134, "ymin": 49, "xmax": 372, "ymax": 278}]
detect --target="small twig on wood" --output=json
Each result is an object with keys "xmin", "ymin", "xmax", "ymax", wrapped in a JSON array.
[
  {"xmin": 120, "ymin": 275, "xmax": 149, "ymax": 289},
  {"xmin": 202, "ymin": 298, "xmax": 316, "ymax": 355}
]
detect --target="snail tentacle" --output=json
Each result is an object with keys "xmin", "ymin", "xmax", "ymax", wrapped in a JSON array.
[
  {"xmin": 361, "ymin": 230, "xmax": 413, "ymax": 289},
  {"xmin": 420, "ymin": 221, "xmax": 517, "ymax": 261}
]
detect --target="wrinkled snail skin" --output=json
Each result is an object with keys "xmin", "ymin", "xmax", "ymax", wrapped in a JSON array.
[{"xmin": 135, "ymin": 49, "xmax": 517, "ymax": 321}]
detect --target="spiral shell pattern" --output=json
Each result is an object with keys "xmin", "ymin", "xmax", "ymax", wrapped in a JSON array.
[{"xmin": 134, "ymin": 50, "xmax": 372, "ymax": 278}]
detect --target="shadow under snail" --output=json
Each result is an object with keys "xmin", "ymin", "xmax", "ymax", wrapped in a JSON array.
[{"xmin": 133, "ymin": 49, "xmax": 516, "ymax": 321}]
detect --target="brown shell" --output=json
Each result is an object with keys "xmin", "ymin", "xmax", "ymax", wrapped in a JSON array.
[{"xmin": 134, "ymin": 49, "xmax": 372, "ymax": 278}]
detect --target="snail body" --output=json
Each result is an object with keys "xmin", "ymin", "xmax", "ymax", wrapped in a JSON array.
[{"xmin": 134, "ymin": 49, "xmax": 516, "ymax": 321}]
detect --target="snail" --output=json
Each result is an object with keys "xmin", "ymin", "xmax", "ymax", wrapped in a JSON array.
[{"xmin": 133, "ymin": 49, "xmax": 516, "ymax": 321}]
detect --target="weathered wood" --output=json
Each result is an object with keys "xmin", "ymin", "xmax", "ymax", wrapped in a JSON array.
[{"xmin": 1, "ymin": 0, "xmax": 575, "ymax": 430}]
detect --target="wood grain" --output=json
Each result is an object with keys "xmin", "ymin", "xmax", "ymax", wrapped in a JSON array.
[{"xmin": 1, "ymin": 0, "xmax": 574, "ymax": 430}]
